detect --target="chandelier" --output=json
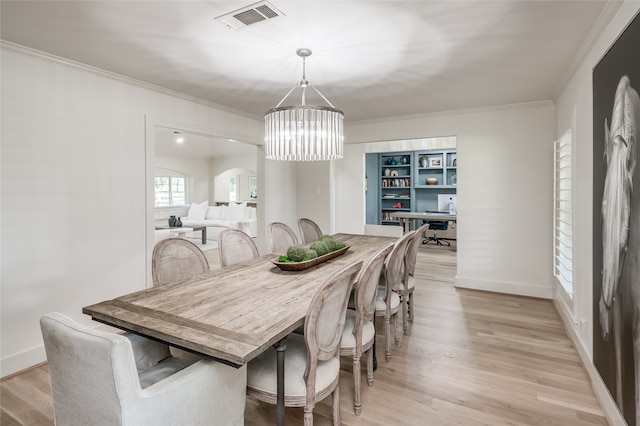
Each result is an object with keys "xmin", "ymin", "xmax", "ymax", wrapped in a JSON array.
[{"xmin": 265, "ymin": 48, "xmax": 344, "ymax": 161}]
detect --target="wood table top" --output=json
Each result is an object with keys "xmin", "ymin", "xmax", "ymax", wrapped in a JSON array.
[{"xmin": 83, "ymin": 233, "xmax": 396, "ymax": 367}]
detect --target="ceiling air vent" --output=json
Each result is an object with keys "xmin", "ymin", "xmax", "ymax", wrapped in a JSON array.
[{"xmin": 215, "ymin": 1, "xmax": 284, "ymax": 30}]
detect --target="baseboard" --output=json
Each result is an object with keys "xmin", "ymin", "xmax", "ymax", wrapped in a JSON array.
[
  {"xmin": 1, "ymin": 346, "xmax": 46, "ymax": 378},
  {"xmin": 454, "ymin": 276, "xmax": 554, "ymax": 299},
  {"xmin": 553, "ymin": 299, "xmax": 626, "ymax": 426}
]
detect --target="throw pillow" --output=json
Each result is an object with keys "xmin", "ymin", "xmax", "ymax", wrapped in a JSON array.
[
  {"xmin": 205, "ymin": 206, "xmax": 222, "ymax": 220},
  {"xmin": 227, "ymin": 202, "xmax": 246, "ymax": 220},
  {"xmin": 187, "ymin": 200, "xmax": 208, "ymax": 220}
]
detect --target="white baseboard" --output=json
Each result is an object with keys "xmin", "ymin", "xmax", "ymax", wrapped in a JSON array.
[
  {"xmin": 454, "ymin": 275, "xmax": 554, "ymax": 299},
  {"xmin": 553, "ymin": 299, "xmax": 626, "ymax": 426},
  {"xmin": 1, "ymin": 346, "xmax": 46, "ymax": 378}
]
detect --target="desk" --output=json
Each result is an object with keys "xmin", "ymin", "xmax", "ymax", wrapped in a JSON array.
[
  {"xmin": 391, "ymin": 211, "xmax": 457, "ymax": 233},
  {"xmin": 83, "ymin": 233, "xmax": 395, "ymax": 426}
]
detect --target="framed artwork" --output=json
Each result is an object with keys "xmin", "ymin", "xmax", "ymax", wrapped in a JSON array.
[
  {"xmin": 592, "ymin": 12, "xmax": 640, "ymax": 426},
  {"xmin": 429, "ymin": 158, "xmax": 442, "ymax": 168}
]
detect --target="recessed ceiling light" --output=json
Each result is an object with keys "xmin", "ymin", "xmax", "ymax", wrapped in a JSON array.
[{"xmin": 174, "ymin": 131, "xmax": 184, "ymax": 144}]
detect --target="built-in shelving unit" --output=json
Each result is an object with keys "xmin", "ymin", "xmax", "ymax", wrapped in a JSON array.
[
  {"xmin": 379, "ymin": 152, "xmax": 412, "ymax": 225},
  {"xmin": 367, "ymin": 149, "xmax": 457, "ymax": 226}
]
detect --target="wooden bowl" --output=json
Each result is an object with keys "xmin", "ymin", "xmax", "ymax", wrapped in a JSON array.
[{"xmin": 426, "ymin": 178, "xmax": 438, "ymax": 185}]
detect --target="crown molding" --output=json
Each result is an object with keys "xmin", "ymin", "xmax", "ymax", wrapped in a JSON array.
[{"xmin": 0, "ymin": 40, "xmax": 262, "ymax": 122}]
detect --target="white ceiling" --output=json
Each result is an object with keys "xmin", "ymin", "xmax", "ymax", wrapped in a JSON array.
[{"xmin": 1, "ymin": 0, "xmax": 612, "ymax": 124}]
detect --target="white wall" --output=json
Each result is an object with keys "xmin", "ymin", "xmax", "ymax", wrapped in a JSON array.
[
  {"xmin": 0, "ymin": 44, "xmax": 263, "ymax": 376},
  {"xmin": 341, "ymin": 102, "xmax": 556, "ymax": 299},
  {"xmin": 554, "ymin": 0, "xmax": 640, "ymax": 360}
]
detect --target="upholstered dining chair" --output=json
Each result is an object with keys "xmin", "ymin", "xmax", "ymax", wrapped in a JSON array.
[
  {"xmin": 298, "ymin": 217, "xmax": 323, "ymax": 244},
  {"xmin": 340, "ymin": 242, "xmax": 394, "ymax": 416},
  {"xmin": 218, "ymin": 228, "xmax": 259, "ymax": 267},
  {"xmin": 40, "ymin": 312, "xmax": 247, "ymax": 426},
  {"xmin": 246, "ymin": 260, "xmax": 363, "ymax": 426},
  {"xmin": 268, "ymin": 221, "xmax": 299, "ymax": 253},
  {"xmin": 375, "ymin": 230, "xmax": 415, "ymax": 361},
  {"xmin": 400, "ymin": 223, "xmax": 430, "ymax": 329},
  {"xmin": 152, "ymin": 238, "xmax": 209, "ymax": 287}
]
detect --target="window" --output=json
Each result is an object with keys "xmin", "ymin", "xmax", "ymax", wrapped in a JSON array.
[
  {"xmin": 229, "ymin": 175, "xmax": 237, "ymax": 202},
  {"xmin": 154, "ymin": 170, "xmax": 188, "ymax": 207},
  {"xmin": 554, "ymin": 128, "xmax": 573, "ymax": 297}
]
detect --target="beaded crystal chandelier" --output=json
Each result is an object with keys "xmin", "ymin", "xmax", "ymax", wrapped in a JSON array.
[{"xmin": 264, "ymin": 48, "xmax": 344, "ymax": 161}]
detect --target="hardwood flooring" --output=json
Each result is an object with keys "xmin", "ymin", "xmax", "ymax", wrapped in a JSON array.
[{"xmin": 1, "ymin": 242, "xmax": 609, "ymax": 425}]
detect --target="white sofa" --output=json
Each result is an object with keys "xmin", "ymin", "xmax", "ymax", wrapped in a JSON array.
[{"xmin": 180, "ymin": 201, "xmax": 257, "ymax": 240}]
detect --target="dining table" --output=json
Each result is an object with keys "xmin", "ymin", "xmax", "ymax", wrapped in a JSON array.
[{"xmin": 83, "ymin": 232, "xmax": 397, "ymax": 426}]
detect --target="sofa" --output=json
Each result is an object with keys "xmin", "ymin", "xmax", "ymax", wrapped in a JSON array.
[{"xmin": 180, "ymin": 200, "xmax": 257, "ymax": 240}]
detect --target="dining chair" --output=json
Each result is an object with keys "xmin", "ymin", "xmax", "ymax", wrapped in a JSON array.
[
  {"xmin": 298, "ymin": 217, "xmax": 323, "ymax": 244},
  {"xmin": 340, "ymin": 242, "xmax": 394, "ymax": 415},
  {"xmin": 268, "ymin": 221, "xmax": 299, "ymax": 253},
  {"xmin": 246, "ymin": 260, "xmax": 363, "ymax": 426},
  {"xmin": 400, "ymin": 223, "xmax": 430, "ymax": 330},
  {"xmin": 363, "ymin": 224, "xmax": 404, "ymax": 237},
  {"xmin": 218, "ymin": 228, "xmax": 259, "ymax": 267},
  {"xmin": 151, "ymin": 238, "xmax": 210, "ymax": 287},
  {"xmin": 375, "ymin": 230, "xmax": 415, "ymax": 361},
  {"xmin": 40, "ymin": 312, "xmax": 247, "ymax": 426}
]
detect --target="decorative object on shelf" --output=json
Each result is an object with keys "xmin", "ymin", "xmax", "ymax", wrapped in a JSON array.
[
  {"xmin": 175, "ymin": 217, "xmax": 182, "ymax": 227},
  {"xmin": 426, "ymin": 178, "xmax": 438, "ymax": 185},
  {"xmin": 450, "ymin": 171, "xmax": 457, "ymax": 185},
  {"xmin": 453, "ymin": 159, "xmax": 457, "ymax": 167},
  {"xmin": 390, "ymin": 157, "xmax": 397, "ymax": 165},
  {"xmin": 390, "ymin": 170, "xmax": 399, "ymax": 176},
  {"xmin": 421, "ymin": 156, "xmax": 428, "ymax": 168},
  {"xmin": 402, "ymin": 157, "xmax": 407, "ymax": 164},
  {"xmin": 168, "ymin": 215, "xmax": 177, "ymax": 227},
  {"xmin": 385, "ymin": 168, "xmax": 391, "ymax": 176},
  {"xmin": 265, "ymin": 48, "xmax": 344, "ymax": 161},
  {"xmin": 392, "ymin": 202, "xmax": 402, "ymax": 208},
  {"xmin": 429, "ymin": 158, "xmax": 442, "ymax": 167}
]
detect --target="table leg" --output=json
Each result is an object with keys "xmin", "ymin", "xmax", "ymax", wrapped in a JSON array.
[
  {"xmin": 201, "ymin": 227, "xmax": 207, "ymax": 244},
  {"xmin": 275, "ymin": 338, "xmax": 287, "ymax": 426}
]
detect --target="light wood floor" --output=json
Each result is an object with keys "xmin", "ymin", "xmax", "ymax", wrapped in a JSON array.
[{"xmin": 1, "ymin": 242, "xmax": 609, "ymax": 425}]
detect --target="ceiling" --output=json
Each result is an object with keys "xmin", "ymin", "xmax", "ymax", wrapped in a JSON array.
[{"xmin": 1, "ymin": 0, "xmax": 612, "ymax": 127}]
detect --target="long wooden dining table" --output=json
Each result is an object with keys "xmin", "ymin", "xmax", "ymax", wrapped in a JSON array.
[{"xmin": 83, "ymin": 233, "xmax": 396, "ymax": 426}]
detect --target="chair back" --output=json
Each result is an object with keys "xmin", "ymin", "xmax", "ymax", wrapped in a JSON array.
[
  {"xmin": 354, "ymin": 242, "xmax": 394, "ymax": 325},
  {"xmin": 152, "ymin": 238, "xmax": 210, "ymax": 286},
  {"xmin": 384, "ymin": 230, "xmax": 415, "ymax": 295},
  {"xmin": 40, "ymin": 312, "xmax": 150, "ymax": 425},
  {"xmin": 406, "ymin": 223, "xmax": 429, "ymax": 276},
  {"xmin": 364, "ymin": 224, "xmax": 403, "ymax": 237},
  {"xmin": 298, "ymin": 218, "xmax": 323, "ymax": 244},
  {"xmin": 218, "ymin": 228, "xmax": 259, "ymax": 267},
  {"xmin": 303, "ymin": 261, "xmax": 361, "ymax": 403},
  {"xmin": 268, "ymin": 222, "xmax": 299, "ymax": 253}
]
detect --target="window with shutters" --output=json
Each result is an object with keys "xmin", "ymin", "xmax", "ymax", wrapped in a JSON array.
[{"xmin": 554, "ymin": 128, "xmax": 573, "ymax": 297}]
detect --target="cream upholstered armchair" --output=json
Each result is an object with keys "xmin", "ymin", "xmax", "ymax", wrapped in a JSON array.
[{"xmin": 40, "ymin": 312, "xmax": 246, "ymax": 426}]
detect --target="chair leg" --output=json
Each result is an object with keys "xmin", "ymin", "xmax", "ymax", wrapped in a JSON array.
[
  {"xmin": 408, "ymin": 291, "xmax": 415, "ymax": 320},
  {"xmin": 366, "ymin": 348, "xmax": 374, "ymax": 386},
  {"xmin": 332, "ymin": 385, "xmax": 340, "ymax": 426},
  {"xmin": 402, "ymin": 294, "xmax": 409, "ymax": 334},
  {"xmin": 384, "ymin": 315, "xmax": 392, "ymax": 361},
  {"xmin": 353, "ymin": 355, "xmax": 362, "ymax": 415},
  {"xmin": 394, "ymin": 312, "xmax": 400, "ymax": 344}
]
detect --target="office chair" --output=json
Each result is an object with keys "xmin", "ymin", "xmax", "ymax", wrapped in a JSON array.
[{"xmin": 422, "ymin": 221, "xmax": 451, "ymax": 246}]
